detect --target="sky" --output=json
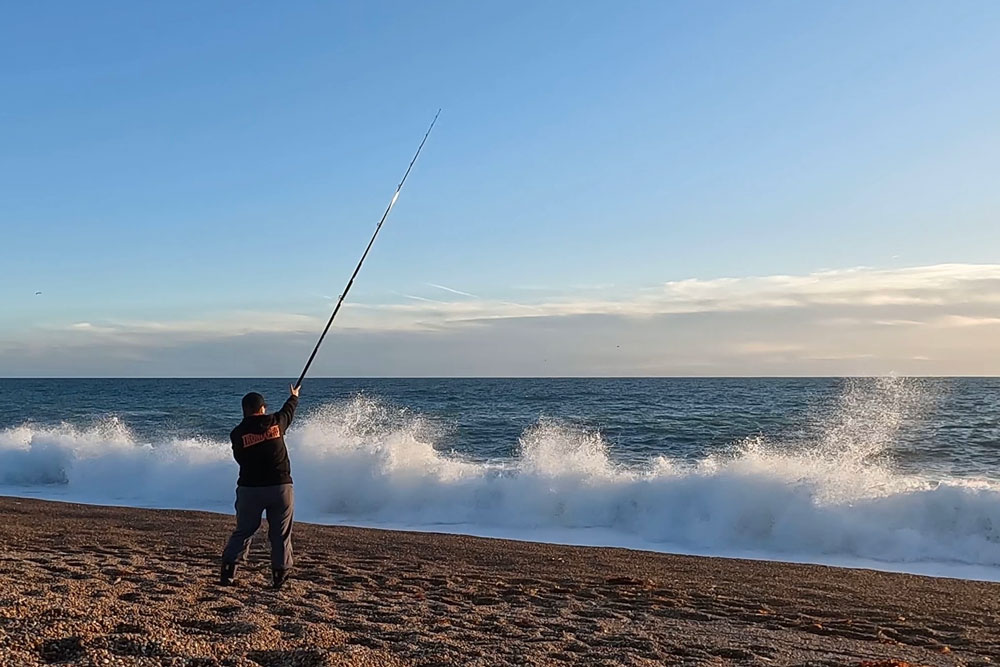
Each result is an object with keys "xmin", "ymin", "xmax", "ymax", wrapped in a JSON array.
[{"xmin": 1, "ymin": 1, "xmax": 999, "ymax": 377}]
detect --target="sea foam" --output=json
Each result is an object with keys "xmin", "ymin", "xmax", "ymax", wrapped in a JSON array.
[{"xmin": 2, "ymin": 379, "xmax": 999, "ymax": 580}]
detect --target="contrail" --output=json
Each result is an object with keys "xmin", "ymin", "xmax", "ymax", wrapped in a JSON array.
[
  {"xmin": 500, "ymin": 300, "xmax": 545, "ymax": 312},
  {"xmin": 427, "ymin": 282, "xmax": 478, "ymax": 298},
  {"xmin": 402, "ymin": 293, "xmax": 450, "ymax": 304}
]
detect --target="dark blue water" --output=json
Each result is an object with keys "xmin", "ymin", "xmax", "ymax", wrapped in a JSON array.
[
  {"xmin": 2, "ymin": 377, "xmax": 998, "ymax": 477},
  {"xmin": 4, "ymin": 377, "xmax": 1000, "ymax": 577}
]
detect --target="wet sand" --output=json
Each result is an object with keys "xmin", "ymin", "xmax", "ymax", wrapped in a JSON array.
[{"xmin": 0, "ymin": 496, "xmax": 997, "ymax": 666}]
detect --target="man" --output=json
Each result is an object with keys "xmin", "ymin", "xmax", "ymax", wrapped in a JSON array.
[{"xmin": 220, "ymin": 384, "xmax": 299, "ymax": 590}]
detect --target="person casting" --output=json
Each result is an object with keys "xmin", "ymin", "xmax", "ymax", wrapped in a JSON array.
[{"xmin": 220, "ymin": 384, "xmax": 299, "ymax": 590}]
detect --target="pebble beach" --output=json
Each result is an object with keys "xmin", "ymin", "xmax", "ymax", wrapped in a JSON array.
[{"xmin": 1, "ymin": 496, "xmax": 998, "ymax": 666}]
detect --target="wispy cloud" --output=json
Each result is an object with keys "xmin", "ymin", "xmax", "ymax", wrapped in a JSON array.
[
  {"xmin": 347, "ymin": 263, "xmax": 1000, "ymax": 325},
  {"xmin": 731, "ymin": 342, "xmax": 804, "ymax": 355},
  {"xmin": 21, "ymin": 263, "xmax": 1000, "ymax": 338},
  {"xmin": 2, "ymin": 264, "xmax": 999, "ymax": 376},
  {"xmin": 426, "ymin": 282, "xmax": 479, "ymax": 298},
  {"xmin": 401, "ymin": 293, "xmax": 450, "ymax": 304},
  {"xmin": 932, "ymin": 315, "xmax": 1000, "ymax": 328},
  {"xmin": 46, "ymin": 312, "xmax": 322, "ymax": 348}
]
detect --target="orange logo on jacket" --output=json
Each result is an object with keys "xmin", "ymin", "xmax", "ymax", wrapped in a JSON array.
[{"xmin": 242, "ymin": 425, "xmax": 281, "ymax": 448}]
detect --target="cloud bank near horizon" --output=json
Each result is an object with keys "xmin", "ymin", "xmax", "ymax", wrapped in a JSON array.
[{"xmin": 3, "ymin": 263, "xmax": 999, "ymax": 376}]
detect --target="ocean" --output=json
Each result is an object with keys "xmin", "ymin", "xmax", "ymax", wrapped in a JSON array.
[{"xmin": 1, "ymin": 377, "xmax": 999, "ymax": 580}]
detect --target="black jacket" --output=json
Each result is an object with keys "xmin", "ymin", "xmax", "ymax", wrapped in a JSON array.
[{"xmin": 229, "ymin": 395, "xmax": 298, "ymax": 487}]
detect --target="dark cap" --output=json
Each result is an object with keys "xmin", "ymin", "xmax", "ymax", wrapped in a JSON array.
[{"xmin": 241, "ymin": 392, "xmax": 266, "ymax": 417}]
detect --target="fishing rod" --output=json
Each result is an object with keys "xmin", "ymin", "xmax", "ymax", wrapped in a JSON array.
[{"xmin": 294, "ymin": 109, "xmax": 441, "ymax": 389}]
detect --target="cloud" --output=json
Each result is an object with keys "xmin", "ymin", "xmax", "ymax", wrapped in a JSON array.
[
  {"xmin": 731, "ymin": 342, "xmax": 804, "ymax": 355},
  {"xmin": 401, "ymin": 294, "xmax": 449, "ymax": 304},
  {"xmin": 32, "ymin": 312, "xmax": 322, "ymax": 350},
  {"xmin": 425, "ymin": 282, "xmax": 479, "ymax": 298},
  {"xmin": 347, "ymin": 263, "xmax": 1000, "ymax": 326},
  {"xmin": 1, "ymin": 263, "xmax": 999, "ymax": 376},
  {"xmin": 932, "ymin": 315, "xmax": 1000, "ymax": 328}
]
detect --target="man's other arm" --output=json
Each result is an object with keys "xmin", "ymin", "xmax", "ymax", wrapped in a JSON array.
[{"xmin": 230, "ymin": 429, "xmax": 245, "ymax": 463}]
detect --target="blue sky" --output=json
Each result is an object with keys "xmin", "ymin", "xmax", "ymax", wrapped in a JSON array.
[{"xmin": 2, "ymin": 1, "xmax": 999, "ymax": 376}]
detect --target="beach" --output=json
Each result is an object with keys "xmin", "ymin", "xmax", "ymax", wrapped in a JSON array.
[{"xmin": 1, "ymin": 497, "xmax": 997, "ymax": 666}]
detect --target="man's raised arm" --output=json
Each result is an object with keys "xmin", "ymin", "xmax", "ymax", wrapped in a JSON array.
[{"xmin": 275, "ymin": 384, "xmax": 300, "ymax": 433}]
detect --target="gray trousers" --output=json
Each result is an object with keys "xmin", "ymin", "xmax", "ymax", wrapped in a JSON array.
[{"xmin": 221, "ymin": 484, "xmax": 294, "ymax": 570}]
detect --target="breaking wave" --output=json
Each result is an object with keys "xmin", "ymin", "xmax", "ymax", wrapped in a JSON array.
[{"xmin": 2, "ymin": 378, "xmax": 999, "ymax": 579}]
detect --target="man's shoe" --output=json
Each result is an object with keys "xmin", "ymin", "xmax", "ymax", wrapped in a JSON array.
[
  {"xmin": 271, "ymin": 568, "xmax": 289, "ymax": 590},
  {"xmin": 219, "ymin": 562, "xmax": 237, "ymax": 586}
]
